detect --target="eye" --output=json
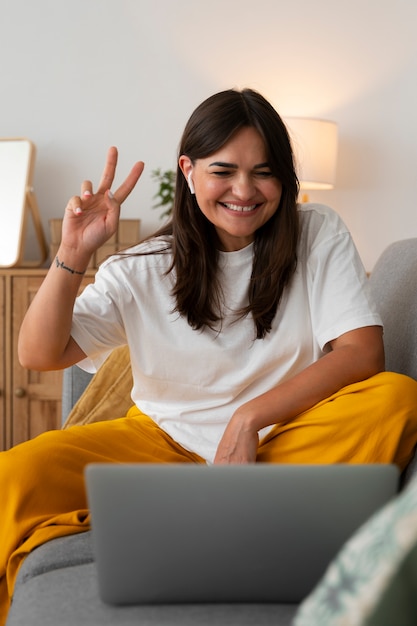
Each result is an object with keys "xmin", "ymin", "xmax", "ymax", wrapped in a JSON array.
[
  {"xmin": 255, "ymin": 170, "xmax": 274, "ymax": 178},
  {"xmin": 212, "ymin": 170, "xmax": 232, "ymax": 177}
]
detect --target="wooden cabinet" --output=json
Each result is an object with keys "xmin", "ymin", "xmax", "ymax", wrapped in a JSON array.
[{"xmin": 0, "ymin": 269, "xmax": 94, "ymax": 450}]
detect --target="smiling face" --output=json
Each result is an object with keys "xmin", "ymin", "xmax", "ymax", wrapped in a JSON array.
[{"xmin": 179, "ymin": 126, "xmax": 283, "ymax": 252}]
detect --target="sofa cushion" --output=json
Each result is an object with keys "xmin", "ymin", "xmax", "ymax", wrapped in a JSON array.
[
  {"xmin": 13, "ymin": 532, "xmax": 94, "ymax": 590},
  {"xmin": 11, "ymin": 532, "xmax": 297, "ymax": 625},
  {"xmin": 9, "ymin": 561, "xmax": 297, "ymax": 626}
]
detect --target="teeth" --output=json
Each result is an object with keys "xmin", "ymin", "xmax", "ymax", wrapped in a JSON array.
[{"xmin": 223, "ymin": 203, "xmax": 257, "ymax": 212}]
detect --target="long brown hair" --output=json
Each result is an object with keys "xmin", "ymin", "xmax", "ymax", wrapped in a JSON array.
[{"xmin": 144, "ymin": 88, "xmax": 299, "ymax": 339}]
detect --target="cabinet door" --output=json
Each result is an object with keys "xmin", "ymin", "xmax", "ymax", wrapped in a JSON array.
[{"xmin": 11, "ymin": 274, "xmax": 94, "ymax": 446}]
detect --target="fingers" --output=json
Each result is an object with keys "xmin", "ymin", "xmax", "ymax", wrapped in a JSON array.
[
  {"xmin": 113, "ymin": 161, "xmax": 145, "ymax": 204},
  {"xmin": 66, "ymin": 181, "xmax": 93, "ymax": 217},
  {"xmin": 81, "ymin": 180, "xmax": 93, "ymax": 198},
  {"xmin": 96, "ymin": 146, "xmax": 118, "ymax": 194},
  {"xmin": 65, "ymin": 195, "xmax": 83, "ymax": 217},
  {"xmin": 72, "ymin": 148, "xmax": 144, "ymax": 213},
  {"xmin": 96, "ymin": 147, "xmax": 144, "ymax": 205}
]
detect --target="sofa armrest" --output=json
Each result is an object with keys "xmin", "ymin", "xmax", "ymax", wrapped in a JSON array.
[{"xmin": 61, "ymin": 366, "xmax": 94, "ymax": 427}]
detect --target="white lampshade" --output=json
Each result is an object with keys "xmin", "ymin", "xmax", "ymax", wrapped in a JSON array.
[{"xmin": 284, "ymin": 117, "xmax": 338, "ymax": 190}]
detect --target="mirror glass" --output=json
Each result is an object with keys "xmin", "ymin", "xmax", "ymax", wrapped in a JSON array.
[{"xmin": 0, "ymin": 138, "xmax": 35, "ymax": 267}]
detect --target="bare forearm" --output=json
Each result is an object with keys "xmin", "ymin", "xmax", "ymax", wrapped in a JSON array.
[
  {"xmin": 18, "ymin": 246, "xmax": 90, "ymax": 370},
  {"xmin": 213, "ymin": 326, "xmax": 384, "ymax": 464},
  {"xmin": 237, "ymin": 327, "xmax": 384, "ymax": 432}
]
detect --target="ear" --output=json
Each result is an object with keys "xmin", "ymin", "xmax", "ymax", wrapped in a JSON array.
[
  {"xmin": 178, "ymin": 155, "xmax": 193, "ymax": 179},
  {"xmin": 178, "ymin": 155, "xmax": 195, "ymax": 194}
]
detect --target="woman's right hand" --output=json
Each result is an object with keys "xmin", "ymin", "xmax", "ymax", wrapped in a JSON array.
[{"xmin": 61, "ymin": 146, "xmax": 144, "ymax": 262}]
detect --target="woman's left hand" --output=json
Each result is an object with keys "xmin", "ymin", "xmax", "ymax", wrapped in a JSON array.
[{"xmin": 213, "ymin": 413, "xmax": 259, "ymax": 464}]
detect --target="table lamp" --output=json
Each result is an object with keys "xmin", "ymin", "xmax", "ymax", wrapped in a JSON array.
[{"xmin": 284, "ymin": 117, "xmax": 338, "ymax": 203}]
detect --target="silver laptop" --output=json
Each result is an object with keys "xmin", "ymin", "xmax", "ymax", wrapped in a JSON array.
[{"xmin": 84, "ymin": 463, "xmax": 399, "ymax": 605}]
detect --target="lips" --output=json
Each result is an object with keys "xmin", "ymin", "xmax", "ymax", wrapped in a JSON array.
[{"xmin": 221, "ymin": 202, "xmax": 260, "ymax": 212}]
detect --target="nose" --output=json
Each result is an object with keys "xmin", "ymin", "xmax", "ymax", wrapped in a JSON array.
[{"xmin": 232, "ymin": 174, "xmax": 256, "ymax": 200}]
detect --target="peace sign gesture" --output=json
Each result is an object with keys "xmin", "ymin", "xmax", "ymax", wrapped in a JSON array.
[{"xmin": 62, "ymin": 147, "xmax": 144, "ymax": 261}]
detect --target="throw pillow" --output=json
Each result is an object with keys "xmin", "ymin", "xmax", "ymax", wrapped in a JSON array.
[{"xmin": 63, "ymin": 345, "xmax": 133, "ymax": 428}]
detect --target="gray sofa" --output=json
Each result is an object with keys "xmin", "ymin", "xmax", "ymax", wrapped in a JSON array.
[{"xmin": 6, "ymin": 238, "xmax": 417, "ymax": 626}]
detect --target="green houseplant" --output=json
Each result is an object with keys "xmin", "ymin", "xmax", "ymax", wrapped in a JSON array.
[{"xmin": 151, "ymin": 168, "xmax": 176, "ymax": 219}]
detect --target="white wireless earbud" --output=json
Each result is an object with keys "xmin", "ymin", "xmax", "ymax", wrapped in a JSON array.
[{"xmin": 187, "ymin": 172, "xmax": 195, "ymax": 195}]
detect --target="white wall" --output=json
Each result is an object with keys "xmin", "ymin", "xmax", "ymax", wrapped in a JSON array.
[{"xmin": 1, "ymin": 0, "xmax": 416, "ymax": 270}]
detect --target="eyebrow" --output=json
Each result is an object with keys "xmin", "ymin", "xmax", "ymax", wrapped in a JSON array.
[{"xmin": 208, "ymin": 161, "xmax": 270, "ymax": 169}]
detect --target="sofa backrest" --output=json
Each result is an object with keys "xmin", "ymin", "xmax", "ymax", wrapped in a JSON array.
[{"xmin": 369, "ymin": 238, "xmax": 417, "ymax": 381}]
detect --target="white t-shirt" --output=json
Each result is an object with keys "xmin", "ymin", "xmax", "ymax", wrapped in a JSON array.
[{"xmin": 71, "ymin": 204, "xmax": 381, "ymax": 463}]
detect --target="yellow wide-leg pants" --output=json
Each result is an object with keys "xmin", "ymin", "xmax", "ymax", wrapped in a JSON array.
[{"xmin": 1, "ymin": 371, "xmax": 417, "ymax": 624}]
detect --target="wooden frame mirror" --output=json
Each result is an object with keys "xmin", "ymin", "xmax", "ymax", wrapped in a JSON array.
[{"xmin": 0, "ymin": 138, "xmax": 48, "ymax": 267}]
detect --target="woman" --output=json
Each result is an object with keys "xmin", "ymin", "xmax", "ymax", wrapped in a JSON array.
[{"xmin": 1, "ymin": 88, "xmax": 417, "ymax": 623}]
